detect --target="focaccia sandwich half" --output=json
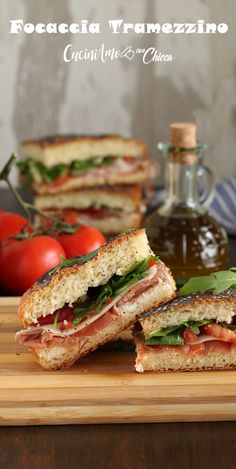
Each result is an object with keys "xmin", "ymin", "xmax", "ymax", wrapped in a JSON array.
[
  {"xmin": 136, "ymin": 290, "xmax": 236, "ymax": 373},
  {"xmin": 16, "ymin": 229, "xmax": 176, "ymax": 370}
]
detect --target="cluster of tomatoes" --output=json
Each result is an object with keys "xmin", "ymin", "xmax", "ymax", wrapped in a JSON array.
[{"xmin": 0, "ymin": 210, "xmax": 106, "ymax": 295}]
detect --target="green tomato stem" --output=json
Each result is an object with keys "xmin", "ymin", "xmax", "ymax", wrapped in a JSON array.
[{"xmin": 0, "ymin": 153, "xmax": 80, "ymax": 236}]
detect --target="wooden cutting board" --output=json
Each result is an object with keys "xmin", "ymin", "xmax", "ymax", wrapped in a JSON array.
[{"xmin": 1, "ymin": 297, "xmax": 236, "ymax": 425}]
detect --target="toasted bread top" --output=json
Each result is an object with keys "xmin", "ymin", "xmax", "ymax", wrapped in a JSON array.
[
  {"xmin": 22, "ymin": 134, "xmax": 146, "ymax": 149},
  {"xmin": 18, "ymin": 229, "xmax": 154, "ymax": 325},
  {"xmin": 21, "ymin": 134, "xmax": 148, "ymax": 166},
  {"xmin": 142, "ymin": 290, "xmax": 236, "ymax": 316},
  {"xmin": 140, "ymin": 290, "xmax": 236, "ymax": 334}
]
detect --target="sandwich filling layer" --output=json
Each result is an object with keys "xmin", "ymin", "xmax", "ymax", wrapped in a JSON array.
[
  {"xmin": 38, "ymin": 208, "xmax": 142, "ymax": 234},
  {"xmin": 16, "ymin": 256, "xmax": 167, "ymax": 350},
  {"xmin": 18, "ymin": 156, "xmax": 149, "ymax": 189},
  {"xmin": 136, "ymin": 319, "xmax": 236, "ymax": 368}
]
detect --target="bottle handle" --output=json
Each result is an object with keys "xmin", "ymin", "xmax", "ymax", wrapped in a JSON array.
[{"xmin": 197, "ymin": 165, "xmax": 215, "ymax": 207}]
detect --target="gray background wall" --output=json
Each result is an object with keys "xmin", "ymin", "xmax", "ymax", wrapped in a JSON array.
[{"xmin": 0, "ymin": 0, "xmax": 236, "ymax": 187}]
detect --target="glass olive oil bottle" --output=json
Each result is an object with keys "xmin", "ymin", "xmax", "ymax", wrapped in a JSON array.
[{"xmin": 144, "ymin": 123, "xmax": 229, "ymax": 283}]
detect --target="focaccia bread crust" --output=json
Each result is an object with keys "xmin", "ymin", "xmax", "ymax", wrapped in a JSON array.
[
  {"xmin": 140, "ymin": 290, "xmax": 236, "ymax": 335},
  {"xmin": 34, "ymin": 185, "xmax": 143, "ymax": 212},
  {"xmin": 22, "ymin": 134, "xmax": 148, "ymax": 166},
  {"xmin": 18, "ymin": 229, "xmax": 154, "ymax": 325}
]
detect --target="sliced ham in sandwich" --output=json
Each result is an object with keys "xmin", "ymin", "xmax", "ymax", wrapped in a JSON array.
[
  {"xmin": 135, "ymin": 290, "xmax": 236, "ymax": 373},
  {"xmin": 16, "ymin": 229, "xmax": 176, "ymax": 370}
]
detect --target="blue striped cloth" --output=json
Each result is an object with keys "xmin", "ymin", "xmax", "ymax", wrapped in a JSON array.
[
  {"xmin": 149, "ymin": 177, "xmax": 236, "ymax": 236},
  {"xmin": 210, "ymin": 177, "xmax": 236, "ymax": 235}
]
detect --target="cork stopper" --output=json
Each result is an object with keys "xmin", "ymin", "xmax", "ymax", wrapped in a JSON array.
[
  {"xmin": 170, "ymin": 122, "xmax": 196, "ymax": 148},
  {"xmin": 169, "ymin": 122, "xmax": 197, "ymax": 163}
]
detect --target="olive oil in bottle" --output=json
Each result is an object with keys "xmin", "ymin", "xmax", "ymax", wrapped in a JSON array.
[{"xmin": 144, "ymin": 123, "xmax": 229, "ymax": 283}]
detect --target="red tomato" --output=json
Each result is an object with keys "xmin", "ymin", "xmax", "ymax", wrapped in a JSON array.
[
  {"xmin": 37, "ymin": 306, "xmax": 73, "ymax": 326},
  {"xmin": 0, "ymin": 212, "xmax": 29, "ymax": 248},
  {"xmin": 188, "ymin": 343, "xmax": 205, "ymax": 354},
  {"xmin": 183, "ymin": 328, "xmax": 199, "ymax": 345},
  {"xmin": 60, "ymin": 209, "xmax": 79, "ymax": 225},
  {"xmin": 148, "ymin": 259, "xmax": 156, "ymax": 268},
  {"xmin": 60, "ymin": 314, "xmax": 73, "ymax": 331},
  {"xmin": 56, "ymin": 225, "xmax": 106, "ymax": 258},
  {"xmin": 0, "ymin": 236, "xmax": 65, "ymax": 295},
  {"xmin": 201, "ymin": 323, "xmax": 236, "ymax": 343},
  {"xmin": 51, "ymin": 175, "xmax": 70, "ymax": 187},
  {"xmin": 124, "ymin": 156, "xmax": 134, "ymax": 164}
]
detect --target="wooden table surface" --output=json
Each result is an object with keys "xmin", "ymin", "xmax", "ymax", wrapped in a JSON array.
[{"xmin": 1, "ymin": 189, "xmax": 236, "ymax": 469}]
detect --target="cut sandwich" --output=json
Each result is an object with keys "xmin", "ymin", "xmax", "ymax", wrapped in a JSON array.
[
  {"xmin": 136, "ymin": 290, "xmax": 236, "ymax": 373},
  {"xmin": 34, "ymin": 186, "xmax": 145, "ymax": 234},
  {"xmin": 19, "ymin": 134, "xmax": 150, "ymax": 194},
  {"xmin": 16, "ymin": 229, "xmax": 176, "ymax": 370}
]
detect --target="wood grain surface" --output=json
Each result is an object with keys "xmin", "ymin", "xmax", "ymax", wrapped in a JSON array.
[{"xmin": 1, "ymin": 298, "xmax": 236, "ymax": 426}]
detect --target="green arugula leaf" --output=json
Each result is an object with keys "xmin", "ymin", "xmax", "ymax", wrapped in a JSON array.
[
  {"xmin": 145, "ymin": 334, "xmax": 184, "ymax": 346},
  {"xmin": 147, "ymin": 324, "xmax": 182, "ymax": 339},
  {"xmin": 73, "ymin": 255, "xmax": 159, "ymax": 325},
  {"xmin": 144, "ymin": 318, "xmax": 236, "ymax": 346},
  {"xmin": 96, "ymin": 283, "xmax": 113, "ymax": 305},
  {"xmin": 180, "ymin": 270, "xmax": 236, "ymax": 296},
  {"xmin": 18, "ymin": 156, "xmax": 115, "ymax": 183},
  {"xmin": 73, "ymin": 298, "xmax": 101, "ymax": 326},
  {"xmin": 183, "ymin": 319, "xmax": 211, "ymax": 333},
  {"xmin": 71, "ymin": 159, "xmax": 98, "ymax": 175},
  {"xmin": 145, "ymin": 319, "xmax": 211, "ymax": 342},
  {"xmin": 210, "ymin": 271, "xmax": 236, "ymax": 294},
  {"xmin": 180, "ymin": 276, "xmax": 215, "ymax": 295},
  {"xmin": 44, "ymin": 163, "xmax": 67, "ymax": 182},
  {"xmin": 219, "ymin": 322, "xmax": 236, "ymax": 330},
  {"xmin": 39, "ymin": 249, "xmax": 101, "ymax": 284},
  {"xmin": 19, "ymin": 160, "xmax": 45, "ymax": 184},
  {"xmin": 58, "ymin": 249, "xmax": 101, "ymax": 268}
]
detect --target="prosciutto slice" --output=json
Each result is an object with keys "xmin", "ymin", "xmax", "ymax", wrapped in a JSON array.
[
  {"xmin": 16, "ymin": 262, "xmax": 166, "ymax": 350},
  {"xmin": 36, "ymin": 158, "xmax": 149, "ymax": 191}
]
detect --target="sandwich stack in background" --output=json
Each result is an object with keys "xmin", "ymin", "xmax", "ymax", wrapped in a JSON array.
[{"xmin": 18, "ymin": 134, "xmax": 153, "ymax": 235}]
